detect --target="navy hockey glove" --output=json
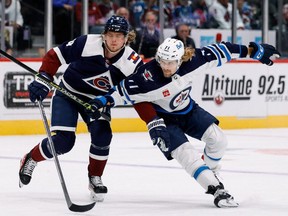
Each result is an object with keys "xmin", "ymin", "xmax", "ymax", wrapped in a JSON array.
[
  {"xmin": 87, "ymin": 95, "xmax": 114, "ymax": 120},
  {"xmin": 249, "ymin": 42, "xmax": 281, "ymax": 66},
  {"xmin": 28, "ymin": 72, "xmax": 52, "ymax": 102},
  {"xmin": 147, "ymin": 118, "xmax": 170, "ymax": 152}
]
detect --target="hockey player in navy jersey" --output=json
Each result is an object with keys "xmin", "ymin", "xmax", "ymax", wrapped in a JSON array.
[
  {"xmin": 88, "ymin": 38, "xmax": 280, "ymax": 207},
  {"xmin": 19, "ymin": 15, "xmax": 143, "ymax": 202}
]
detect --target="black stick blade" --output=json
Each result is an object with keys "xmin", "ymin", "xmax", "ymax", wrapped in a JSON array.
[{"xmin": 69, "ymin": 202, "xmax": 96, "ymax": 212}]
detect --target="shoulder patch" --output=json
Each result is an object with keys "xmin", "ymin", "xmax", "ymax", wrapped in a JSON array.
[
  {"xmin": 142, "ymin": 69, "xmax": 154, "ymax": 81},
  {"xmin": 127, "ymin": 51, "xmax": 140, "ymax": 64}
]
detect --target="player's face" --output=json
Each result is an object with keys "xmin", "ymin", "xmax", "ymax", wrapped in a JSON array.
[
  {"xmin": 104, "ymin": 31, "xmax": 126, "ymax": 52},
  {"xmin": 159, "ymin": 59, "xmax": 178, "ymax": 78}
]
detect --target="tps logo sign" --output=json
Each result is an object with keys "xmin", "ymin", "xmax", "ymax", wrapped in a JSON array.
[{"xmin": 3, "ymin": 72, "xmax": 62, "ymax": 108}]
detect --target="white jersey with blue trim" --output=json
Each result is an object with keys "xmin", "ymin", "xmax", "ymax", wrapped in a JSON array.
[
  {"xmin": 112, "ymin": 42, "xmax": 248, "ymax": 114},
  {"xmin": 53, "ymin": 34, "xmax": 143, "ymax": 99}
]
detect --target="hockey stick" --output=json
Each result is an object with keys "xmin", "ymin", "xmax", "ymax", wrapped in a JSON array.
[
  {"xmin": 38, "ymin": 100, "xmax": 96, "ymax": 212},
  {"xmin": 0, "ymin": 49, "xmax": 110, "ymax": 121}
]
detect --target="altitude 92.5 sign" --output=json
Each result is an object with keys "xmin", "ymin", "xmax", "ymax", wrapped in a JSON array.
[
  {"xmin": 3, "ymin": 71, "xmax": 63, "ymax": 108},
  {"xmin": 201, "ymin": 73, "xmax": 288, "ymax": 105}
]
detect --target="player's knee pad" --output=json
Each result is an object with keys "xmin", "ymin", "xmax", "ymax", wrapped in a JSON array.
[
  {"xmin": 201, "ymin": 123, "xmax": 227, "ymax": 169},
  {"xmin": 89, "ymin": 120, "xmax": 112, "ymax": 157},
  {"xmin": 171, "ymin": 142, "xmax": 207, "ymax": 177},
  {"xmin": 40, "ymin": 131, "xmax": 76, "ymax": 158}
]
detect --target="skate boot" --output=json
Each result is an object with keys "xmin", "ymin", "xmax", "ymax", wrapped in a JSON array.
[
  {"xmin": 206, "ymin": 184, "xmax": 239, "ymax": 208},
  {"xmin": 19, "ymin": 152, "xmax": 37, "ymax": 188},
  {"xmin": 88, "ymin": 175, "xmax": 108, "ymax": 202}
]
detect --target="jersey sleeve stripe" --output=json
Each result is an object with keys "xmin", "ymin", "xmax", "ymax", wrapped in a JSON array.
[
  {"xmin": 218, "ymin": 43, "xmax": 232, "ymax": 62},
  {"xmin": 119, "ymin": 80, "xmax": 134, "ymax": 104},
  {"xmin": 206, "ymin": 45, "xmax": 222, "ymax": 67},
  {"xmin": 53, "ymin": 47, "xmax": 67, "ymax": 65}
]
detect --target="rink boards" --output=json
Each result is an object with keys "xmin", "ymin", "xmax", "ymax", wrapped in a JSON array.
[{"xmin": 1, "ymin": 58, "xmax": 288, "ymax": 135}]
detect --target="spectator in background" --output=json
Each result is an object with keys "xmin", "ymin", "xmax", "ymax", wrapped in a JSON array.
[
  {"xmin": 116, "ymin": 7, "xmax": 135, "ymax": 31},
  {"xmin": 129, "ymin": 0, "xmax": 147, "ymax": 30},
  {"xmin": 208, "ymin": 0, "xmax": 244, "ymax": 30},
  {"xmin": 53, "ymin": 0, "xmax": 76, "ymax": 44},
  {"xmin": 131, "ymin": 11, "xmax": 160, "ymax": 59},
  {"xmin": 145, "ymin": 0, "xmax": 174, "ymax": 28},
  {"xmin": 98, "ymin": 0, "xmax": 119, "ymax": 23},
  {"xmin": 246, "ymin": 0, "xmax": 278, "ymax": 30},
  {"xmin": 0, "ymin": 0, "xmax": 28, "ymax": 51},
  {"xmin": 75, "ymin": 0, "xmax": 104, "ymax": 35},
  {"xmin": 0, "ymin": 34, "xmax": 13, "ymax": 55},
  {"xmin": 163, "ymin": 0, "xmax": 175, "ymax": 28},
  {"xmin": 116, "ymin": 7, "xmax": 130, "ymax": 22},
  {"xmin": 237, "ymin": 0, "xmax": 252, "ymax": 29},
  {"xmin": 173, "ymin": 0, "xmax": 199, "ymax": 28},
  {"xmin": 4, "ymin": 40, "xmax": 13, "ymax": 55},
  {"xmin": 0, "ymin": 0, "xmax": 23, "ymax": 28},
  {"xmin": 172, "ymin": 23, "xmax": 195, "ymax": 48},
  {"xmin": 191, "ymin": 0, "xmax": 212, "ymax": 29}
]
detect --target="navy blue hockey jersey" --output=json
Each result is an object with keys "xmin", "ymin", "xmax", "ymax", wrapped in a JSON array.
[{"xmin": 41, "ymin": 34, "xmax": 143, "ymax": 100}]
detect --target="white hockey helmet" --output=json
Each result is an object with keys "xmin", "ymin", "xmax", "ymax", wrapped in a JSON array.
[{"xmin": 156, "ymin": 38, "xmax": 184, "ymax": 66}]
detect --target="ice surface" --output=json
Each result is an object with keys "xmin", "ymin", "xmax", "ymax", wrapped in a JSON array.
[{"xmin": 1, "ymin": 128, "xmax": 288, "ymax": 215}]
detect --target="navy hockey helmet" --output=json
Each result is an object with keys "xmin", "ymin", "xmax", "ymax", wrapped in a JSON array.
[{"xmin": 104, "ymin": 15, "xmax": 129, "ymax": 35}]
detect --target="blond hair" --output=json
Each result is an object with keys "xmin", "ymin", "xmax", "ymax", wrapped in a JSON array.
[
  {"xmin": 181, "ymin": 47, "xmax": 195, "ymax": 62},
  {"xmin": 126, "ymin": 30, "xmax": 136, "ymax": 45}
]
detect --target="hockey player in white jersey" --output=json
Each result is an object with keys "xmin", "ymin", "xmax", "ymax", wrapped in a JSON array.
[
  {"xmin": 87, "ymin": 38, "xmax": 280, "ymax": 207},
  {"xmin": 19, "ymin": 15, "xmax": 143, "ymax": 202}
]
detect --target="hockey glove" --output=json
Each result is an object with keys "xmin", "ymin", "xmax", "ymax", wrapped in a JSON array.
[
  {"xmin": 147, "ymin": 117, "xmax": 170, "ymax": 152},
  {"xmin": 86, "ymin": 95, "xmax": 115, "ymax": 120},
  {"xmin": 249, "ymin": 42, "xmax": 281, "ymax": 66},
  {"xmin": 28, "ymin": 72, "xmax": 52, "ymax": 102}
]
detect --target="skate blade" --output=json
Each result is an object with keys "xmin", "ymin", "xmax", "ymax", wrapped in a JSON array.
[
  {"xmin": 218, "ymin": 199, "xmax": 239, "ymax": 208},
  {"xmin": 90, "ymin": 191, "xmax": 105, "ymax": 202},
  {"xmin": 19, "ymin": 180, "xmax": 24, "ymax": 188}
]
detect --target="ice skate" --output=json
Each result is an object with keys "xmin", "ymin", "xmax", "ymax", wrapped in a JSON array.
[
  {"xmin": 206, "ymin": 184, "xmax": 239, "ymax": 208},
  {"xmin": 88, "ymin": 175, "xmax": 108, "ymax": 202},
  {"xmin": 19, "ymin": 152, "xmax": 37, "ymax": 188}
]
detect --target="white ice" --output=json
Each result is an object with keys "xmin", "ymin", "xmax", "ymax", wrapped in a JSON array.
[{"xmin": 1, "ymin": 128, "xmax": 288, "ymax": 216}]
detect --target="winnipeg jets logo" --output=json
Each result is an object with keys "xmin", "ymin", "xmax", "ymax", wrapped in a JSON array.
[
  {"xmin": 83, "ymin": 71, "xmax": 112, "ymax": 92},
  {"xmin": 169, "ymin": 87, "xmax": 191, "ymax": 109},
  {"xmin": 142, "ymin": 69, "xmax": 154, "ymax": 81}
]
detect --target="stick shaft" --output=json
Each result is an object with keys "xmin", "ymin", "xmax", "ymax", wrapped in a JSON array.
[{"xmin": 38, "ymin": 101, "xmax": 96, "ymax": 212}]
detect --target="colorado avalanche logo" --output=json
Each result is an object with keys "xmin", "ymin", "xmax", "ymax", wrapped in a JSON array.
[
  {"xmin": 169, "ymin": 87, "xmax": 191, "ymax": 109},
  {"xmin": 214, "ymin": 91, "xmax": 225, "ymax": 105},
  {"xmin": 83, "ymin": 71, "xmax": 112, "ymax": 92}
]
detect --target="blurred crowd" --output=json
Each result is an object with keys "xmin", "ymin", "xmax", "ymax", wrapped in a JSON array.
[{"xmin": 1, "ymin": 0, "xmax": 288, "ymax": 57}]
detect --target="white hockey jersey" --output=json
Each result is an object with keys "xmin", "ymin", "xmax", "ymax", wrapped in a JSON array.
[{"xmin": 110, "ymin": 42, "xmax": 249, "ymax": 115}]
